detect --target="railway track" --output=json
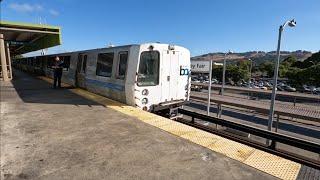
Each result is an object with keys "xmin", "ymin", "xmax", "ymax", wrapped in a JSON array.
[
  {"xmin": 190, "ymin": 93, "xmax": 320, "ymax": 122},
  {"xmin": 189, "ymin": 97, "xmax": 320, "ymax": 128},
  {"xmin": 176, "ymin": 108, "xmax": 320, "ymax": 170}
]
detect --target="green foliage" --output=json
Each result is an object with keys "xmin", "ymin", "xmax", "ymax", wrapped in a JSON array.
[
  {"xmin": 13, "ymin": 54, "xmax": 24, "ymax": 59},
  {"xmin": 301, "ymin": 64, "xmax": 320, "ymax": 86},
  {"xmin": 212, "ymin": 62, "xmax": 249, "ymax": 83},
  {"xmin": 212, "ymin": 65, "xmax": 223, "ymax": 81},
  {"xmin": 210, "ymin": 51, "xmax": 320, "ymax": 86},
  {"xmin": 286, "ymin": 67, "xmax": 303, "ymax": 86},
  {"xmin": 304, "ymin": 51, "xmax": 320, "ymax": 65},
  {"xmin": 259, "ymin": 61, "xmax": 274, "ymax": 77},
  {"xmin": 293, "ymin": 51, "xmax": 320, "ymax": 69},
  {"xmin": 281, "ymin": 56, "xmax": 296, "ymax": 67}
]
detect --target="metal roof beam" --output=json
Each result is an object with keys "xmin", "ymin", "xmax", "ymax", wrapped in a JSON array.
[{"xmin": 0, "ymin": 27, "xmax": 59, "ymax": 35}]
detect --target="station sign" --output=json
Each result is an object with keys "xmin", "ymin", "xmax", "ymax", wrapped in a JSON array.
[{"xmin": 191, "ymin": 60, "xmax": 210, "ymax": 73}]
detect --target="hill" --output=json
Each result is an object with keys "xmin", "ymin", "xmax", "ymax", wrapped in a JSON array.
[{"xmin": 191, "ymin": 50, "xmax": 313, "ymax": 65}]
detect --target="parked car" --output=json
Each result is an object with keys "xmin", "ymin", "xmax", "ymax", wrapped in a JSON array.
[
  {"xmin": 191, "ymin": 84, "xmax": 202, "ymax": 91},
  {"xmin": 211, "ymin": 79, "xmax": 219, "ymax": 84},
  {"xmin": 303, "ymin": 85, "xmax": 317, "ymax": 94},
  {"xmin": 303, "ymin": 85, "xmax": 311, "ymax": 92},
  {"xmin": 260, "ymin": 86, "xmax": 268, "ymax": 90},
  {"xmin": 281, "ymin": 85, "xmax": 296, "ymax": 92},
  {"xmin": 264, "ymin": 82, "xmax": 272, "ymax": 90},
  {"xmin": 310, "ymin": 86, "xmax": 316, "ymax": 93},
  {"xmin": 277, "ymin": 85, "xmax": 284, "ymax": 91}
]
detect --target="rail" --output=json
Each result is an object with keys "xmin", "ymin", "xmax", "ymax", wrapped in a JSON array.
[
  {"xmin": 177, "ymin": 108, "xmax": 320, "ymax": 169},
  {"xmin": 190, "ymin": 92, "xmax": 320, "ymax": 122}
]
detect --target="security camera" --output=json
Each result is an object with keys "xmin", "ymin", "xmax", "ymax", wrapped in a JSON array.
[{"xmin": 288, "ymin": 19, "xmax": 296, "ymax": 27}]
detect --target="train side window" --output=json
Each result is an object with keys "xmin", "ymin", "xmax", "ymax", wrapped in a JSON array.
[
  {"xmin": 117, "ymin": 51, "xmax": 128, "ymax": 79},
  {"xmin": 82, "ymin": 55, "xmax": 87, "ymax": 73},
  {"xmin": 96, "ymin": 52, "xmax": 114, "ymax": 77}
]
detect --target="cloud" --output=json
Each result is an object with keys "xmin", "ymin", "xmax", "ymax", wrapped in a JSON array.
[
  {"xmin": 9, "ymin": 3, "xmax": 43, "ymax": 13},
  {"xmin": 49, "ymin": 9, "xmax": 59, "ymax": 16}
]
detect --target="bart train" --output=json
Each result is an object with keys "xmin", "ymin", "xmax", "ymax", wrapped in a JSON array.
[{"xmin": 13, "ymin": 43, "xmax": 191, "ymax": 116}]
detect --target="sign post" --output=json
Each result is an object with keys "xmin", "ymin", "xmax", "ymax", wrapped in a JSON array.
[
  {"xmin": 191, "ymin": 60, "xmax": 212, "ymax": 115},
  {"xmin": 191, "ymin": 61, "xmax": 210, "ymax": 73}
]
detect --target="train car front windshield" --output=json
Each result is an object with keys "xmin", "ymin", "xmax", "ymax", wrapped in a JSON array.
[{"xmin": 137, "ymin": 51, "xmax": 160, "ymax": 86}]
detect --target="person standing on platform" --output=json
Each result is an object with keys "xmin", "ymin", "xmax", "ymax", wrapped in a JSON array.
[{"xmin": 52, "ymin": 56, "xmax": 64, "ymax": 88}]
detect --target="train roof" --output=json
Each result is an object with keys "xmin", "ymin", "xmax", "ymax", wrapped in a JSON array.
[{"xmin": 19, "ymin": 43, "xmax": 189, "ymax": 59}]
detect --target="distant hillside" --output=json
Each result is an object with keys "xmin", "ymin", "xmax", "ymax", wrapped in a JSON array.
[{"xmin": 191, "ymin": 50, "xmax": 313, "ymax": 65}]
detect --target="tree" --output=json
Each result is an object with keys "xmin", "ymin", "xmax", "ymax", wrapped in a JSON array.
[
  {"xmin": 212, "ymin": 65, "xmax": 223, "ymax": 81},
  {"xmin": 304, "ymin": 51, "xmax": 320, "ymax": 65},
  {"xmin": 286, "ymin": 67, "xmax": 303, "ymax": 86},
  {"xmin": 13, "ymin": 54, "xmax": 23, "ymax": 59},
  {"xmin": 281, "ymin": 56, "xmax": 296, "ymax": 67},
  {"xmin": 211, "ymin": 62, "xmax": 249, "ymax": 83},
  {"xmin": 293, "ymin": 51, "xmax": 320, "ymax": 69},
  {"xmin": 259, "ymin": 61, "xmax": 274, "ymax": 77}
]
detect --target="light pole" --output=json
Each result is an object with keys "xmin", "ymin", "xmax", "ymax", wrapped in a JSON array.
[
  {"xmin": 207, "ymin": 59, "xmax": 213, "ymax": 116},
  {"xmin": 249, "ymin": 58, "xmax": 253, "ymax": 82},
  {"xmin": 267, "ymin": 19, "xmax": 296, "ymax": 145},
  {"xmin": 221, "ymin": 51, "xmax": 233, "ymax": 96},
  {"xmin": 218, "ymin": 51, "xmax": 232, "ymax": 117}
]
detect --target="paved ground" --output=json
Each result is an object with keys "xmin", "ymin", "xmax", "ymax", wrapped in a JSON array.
[{"xmin": 0, "ymin": 71, "xmax": 276, "ymax": 180}]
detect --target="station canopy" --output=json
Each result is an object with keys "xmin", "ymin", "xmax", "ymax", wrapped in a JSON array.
[{"xmin": 0, "ymin": 21, "xmax": 61, "ymax": 55}]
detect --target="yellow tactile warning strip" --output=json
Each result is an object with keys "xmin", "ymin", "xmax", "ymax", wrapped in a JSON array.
[{"xmin": 39, "ymin": 76, "xmax": 301, "ymax": 180}]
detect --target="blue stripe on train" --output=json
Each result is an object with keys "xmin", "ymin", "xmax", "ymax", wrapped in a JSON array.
[{"xmin": 86, "ymin": 78, "xmax": 125, "ymax": 91}]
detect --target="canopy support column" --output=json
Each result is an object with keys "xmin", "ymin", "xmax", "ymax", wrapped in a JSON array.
[
  {"xmin": 5, "ymin": 42, "xmax": 13, "ymax": 80},
  {"xmin": 0, "ymin": 34, "xmax": 10, "ymax": 81}
]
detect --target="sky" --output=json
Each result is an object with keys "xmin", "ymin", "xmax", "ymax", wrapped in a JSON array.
[{"xmin": 1, "ymin": 0, "xmax": 320, "ymax": 56}]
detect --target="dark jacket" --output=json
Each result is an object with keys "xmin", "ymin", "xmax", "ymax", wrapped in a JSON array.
[{"xmin": 54, "ymin": 61, "xmax": 64, "ymax": 75}]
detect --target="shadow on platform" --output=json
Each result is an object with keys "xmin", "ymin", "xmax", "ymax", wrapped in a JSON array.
[{"xmin": 8, "ymin": 69, "xmax": 101, "ymax": 106}]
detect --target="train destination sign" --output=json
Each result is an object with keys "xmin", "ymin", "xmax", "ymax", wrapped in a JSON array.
[{"xmin": 191, "ymin": 61, "xmax": 210, "ymax": 72}]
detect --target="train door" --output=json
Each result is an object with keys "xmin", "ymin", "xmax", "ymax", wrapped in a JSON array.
[
  {"xmin": 161, "ymin": 50, "xmax": 179, "ymax": 102},
  {"xmin": 170, "ymin": 51, "xmax": 179, "ymax": 98},
  {"xmin": 75, "ymin": 53, "xmax": 87, "ymax": 88},
  {"xmin": 161, "ymin": 51, "xmax": 170, "ymax": 102}
]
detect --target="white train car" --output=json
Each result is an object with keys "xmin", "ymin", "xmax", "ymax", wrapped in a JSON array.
[{"xmin": 14, "ymin": 43, "xmax": 191, "ymax": 116}]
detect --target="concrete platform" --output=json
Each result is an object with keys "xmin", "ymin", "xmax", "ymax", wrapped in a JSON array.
[{"xmin": 1, "ymin": 71, "xmax": 277, "ymax": 180}]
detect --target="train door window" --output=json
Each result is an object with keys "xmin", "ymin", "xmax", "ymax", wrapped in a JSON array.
[
  {"xmin": 117, "ymin": 51, "xmax": 128, "ymax": 79},
  {"xmin": 35, "ymin": 58, "xmax": 40, "ymax": 67},
  {"xmin": 62, "ymin": 56, "xmax": 71, "ymax": 71},
  {"xmin": 137, "ymin": 51, "xmax": 160, "ymax": 86},
  {"xmin": 82, "ymin": 55, "xmax": 87, "ymax": 73},
  {"xmin": 96, "ymin": 52, "xmax": 114, "ymax": 77},
  {"xmin": 47, "ymin": 56, "xmax": 54, "ymax": 68}
]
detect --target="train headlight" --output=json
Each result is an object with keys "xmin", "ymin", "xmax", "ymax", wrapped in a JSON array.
[
  {"xmin": 142, "ymin": 89, "xmax": 149, "ymax": 96},
  {"xmin": 141, "ymin": 98, "xmax": 148, "ymax": 105}
]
